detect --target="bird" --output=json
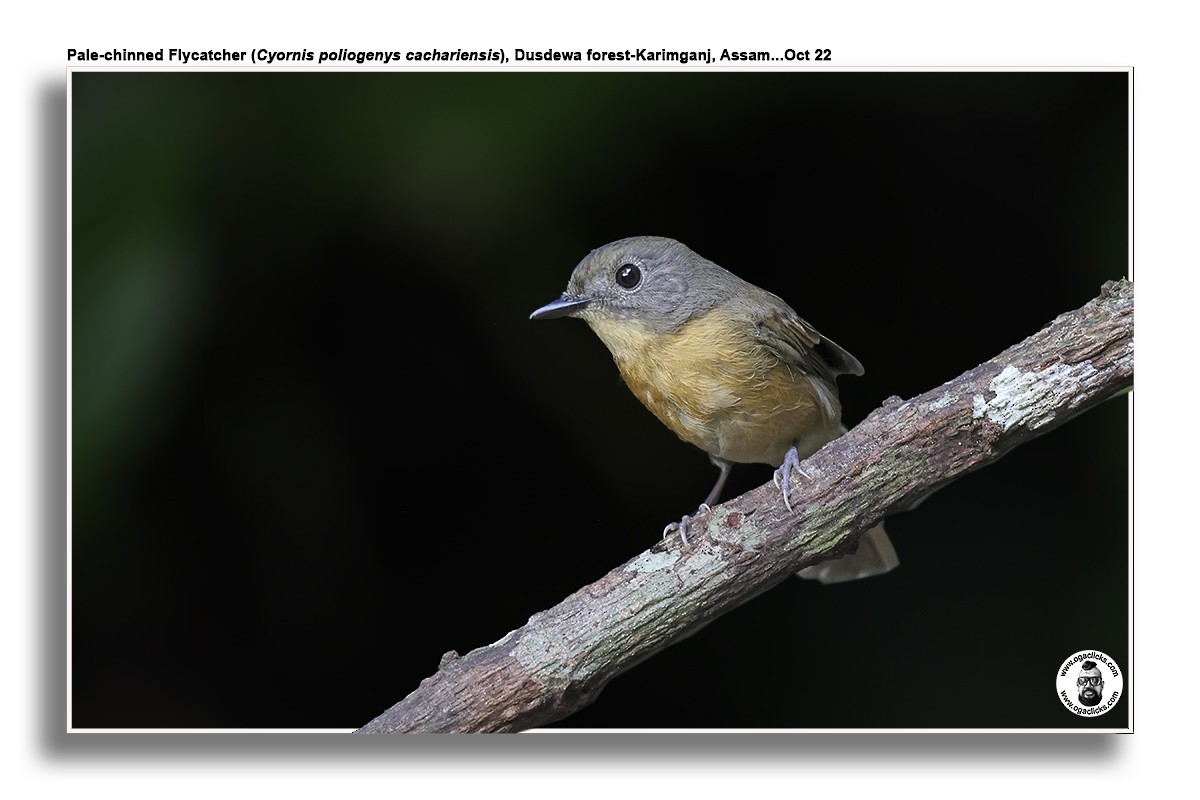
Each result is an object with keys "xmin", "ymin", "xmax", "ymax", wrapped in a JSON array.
[{"xmin": 530, "ymin": 236, "xmax": 897, "ymax": 584}]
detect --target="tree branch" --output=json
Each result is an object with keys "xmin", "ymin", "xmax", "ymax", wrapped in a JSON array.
[{"xmin": 357, "ymin": 279, "xmax": 1134, "ymax": 734}]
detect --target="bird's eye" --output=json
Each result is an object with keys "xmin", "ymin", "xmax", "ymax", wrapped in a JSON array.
[{"xmin": 615, "ymin": 263, "xmax": 642, "ymax": 289}]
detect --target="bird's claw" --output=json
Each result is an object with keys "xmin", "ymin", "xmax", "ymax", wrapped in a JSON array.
[
  {"xmin": 772, "ymin": 445, "xmax": 811, "ymax": 513},
  {"xmin": 662, "ymin": 518, "xmax": 689, "ymax": 547},
  {"xmin": 662, "ymin": 504, "xmax": 713, "ymax": 548}
]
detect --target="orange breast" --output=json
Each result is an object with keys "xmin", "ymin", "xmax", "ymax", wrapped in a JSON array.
[{"xmin": 585, "ymin": 307, "xmax": 843, "ymax": 466}]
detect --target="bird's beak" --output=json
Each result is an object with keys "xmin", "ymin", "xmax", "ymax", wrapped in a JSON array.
[{"xmin": 529, "ymin": 294, "xmax": 592, "ymax": 320}]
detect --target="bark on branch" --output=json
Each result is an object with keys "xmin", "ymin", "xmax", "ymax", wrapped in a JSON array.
[{"xmin": 357, "ymin": 280, "xmax": 1134, "ymax": 734}]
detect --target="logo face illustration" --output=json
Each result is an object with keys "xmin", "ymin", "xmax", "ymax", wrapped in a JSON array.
[{"xmin": 1056, "ymin": 650, "xmax": 1123, "ymax": 717}]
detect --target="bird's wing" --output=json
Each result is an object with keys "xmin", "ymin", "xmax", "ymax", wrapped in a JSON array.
[{"xmin": 752, "ymin": 305, "xmax": 865, "ymax": 383}]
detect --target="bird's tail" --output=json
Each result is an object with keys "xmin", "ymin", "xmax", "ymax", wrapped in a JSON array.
[{"xmin": 796, "ymin": 523, "xmax": 898, "ymax": 584}]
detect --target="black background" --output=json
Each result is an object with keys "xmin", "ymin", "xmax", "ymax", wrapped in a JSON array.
[{"xmin": 71, "ymin": 71, "xmax": 1129, "ymax": 729}]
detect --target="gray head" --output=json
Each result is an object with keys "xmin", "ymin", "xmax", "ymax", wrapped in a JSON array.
[{"xmin": 530, "ymin": 236, "xmax": 741, "ymax": 332}]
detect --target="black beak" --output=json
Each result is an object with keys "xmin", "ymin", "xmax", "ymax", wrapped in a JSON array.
[{"xmin": 529, "ymin": 294, "xmax": 592, "ymax": 320}]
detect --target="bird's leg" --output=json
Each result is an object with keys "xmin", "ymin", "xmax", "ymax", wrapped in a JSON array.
[
  {"xmin": 772, "ymin": 442, "xmax": 811, "ymax": 513},
  {"xmin": 704, "ymin": 457, "xmax": 733, "ymax": 507},
  {"xmin": 664, "ymin": 458, "xmax": 732, "ymax": 546}
]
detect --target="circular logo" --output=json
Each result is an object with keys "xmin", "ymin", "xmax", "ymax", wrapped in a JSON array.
[{"xmin": 1056, "ymin": 650, "xmax": 1123, "ymax": 717}]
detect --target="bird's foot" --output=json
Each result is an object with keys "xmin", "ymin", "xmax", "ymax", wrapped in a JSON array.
[
  {"xmin": 772, "ymin": 446, "xmax": 810, "ymax": 513},
  {"xmin": 663, "ymin": 503, "xmax": 711, "ymax": 547}
]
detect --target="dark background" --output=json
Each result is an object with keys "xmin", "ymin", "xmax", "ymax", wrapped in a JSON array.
[{"xmin": 71, "ymin": 71, "xmax": 1129, "ymax": 729}]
